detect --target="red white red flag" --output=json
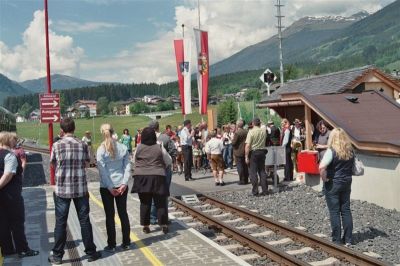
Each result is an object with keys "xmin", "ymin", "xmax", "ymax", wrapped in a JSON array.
[
  {"xmin": 194, "ymin": 29, "xmax": 209, "ymax": 115},
  {"xmin": 174, "ymin": 39, "xmax": 192, "ymax": 115}
]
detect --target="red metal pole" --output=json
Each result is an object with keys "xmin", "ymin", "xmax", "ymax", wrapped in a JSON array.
[{"xmin": 44, "ymin": 0, "xmax": 55, "ymax": 185}]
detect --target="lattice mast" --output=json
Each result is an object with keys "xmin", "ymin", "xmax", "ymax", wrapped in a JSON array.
[{"xmin": 275, "ymin": 0, "xmax": 285, "ymax": 85}]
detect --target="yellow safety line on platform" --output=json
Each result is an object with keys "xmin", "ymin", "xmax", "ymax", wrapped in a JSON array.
[{"xmin": 88, "ymin": 192, "xmax": 164, "ymax": 266}]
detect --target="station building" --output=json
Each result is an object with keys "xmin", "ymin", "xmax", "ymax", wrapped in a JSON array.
[{"xmin": 259, "ymin": 65, "xmax": 400, "ymax": 210}]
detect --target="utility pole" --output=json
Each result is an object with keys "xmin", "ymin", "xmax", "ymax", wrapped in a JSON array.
[{"xmin": 275, "ymin": 0, "xmax": 284, "ymax": 85}]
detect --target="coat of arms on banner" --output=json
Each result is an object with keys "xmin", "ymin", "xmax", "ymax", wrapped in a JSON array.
[
  {"xmin": 179, "ymin": 61, "xmax": 190, "ymax": 75},
  {"xmin": 198, "ymin": 52, "xmax": 208, "ymax": 75}
]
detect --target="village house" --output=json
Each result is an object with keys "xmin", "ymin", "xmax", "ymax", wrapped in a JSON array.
[
  {"xmin": 66, "ymin": 100, "xmax": 97, "ymax": 118},
  {"xmin": 29, "ymin": 109, "xmax": 40, "ymax": 121},
  {"xmin": 259, "ymin": 65, "xmax": 400, "ymax": 210},
  {"xmin": 115, "ymin": 99, "xmax": 138, "ymax": 115},
  {"xmin": 143, "ymin": 95, "xmax": 164, "ymax": 104},
  {"xmin": 15, "ymin": 113, "xmax": 26, "ymax": 123}
]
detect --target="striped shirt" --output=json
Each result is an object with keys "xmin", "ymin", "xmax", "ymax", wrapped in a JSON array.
[{"xmin": 51, "ymin": 136, "xmax": 90, "ymax": 198}]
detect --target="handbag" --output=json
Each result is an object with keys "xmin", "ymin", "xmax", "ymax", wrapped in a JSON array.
[{"xmin": 352, "ymin": 155, "xmax": 364, "ymax": 176}]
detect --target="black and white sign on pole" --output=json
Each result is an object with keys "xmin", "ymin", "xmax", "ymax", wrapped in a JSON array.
[{"xmin": 259, "ymin": 69, "xmax": 277, "ymax": 96}]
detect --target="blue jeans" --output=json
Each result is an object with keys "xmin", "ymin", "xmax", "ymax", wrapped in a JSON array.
[
  {"xmin": 223, "ymin": 144, "xmax": 233, "ymax": 168},
  {"xmin": 150, "ymin": 166, "xmax": 172, "ymax": 223},
  {"xmin": 52, "ymin": 193, "xmax": 97, "ymax": 258},
  {"xmin": 324, "ymin": 180, "xmax": 353, "ymax": 244}
]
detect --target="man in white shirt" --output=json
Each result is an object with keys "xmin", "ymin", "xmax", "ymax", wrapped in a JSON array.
[
  {"xmin": 205, "ymin": 131, "xmax": 225, "ymax": 185},
  {"xmin": 180, "ymin": 120, "xmax": 195, "ymax": 181}
]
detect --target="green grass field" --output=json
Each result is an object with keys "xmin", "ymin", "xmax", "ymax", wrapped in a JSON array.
[
  {"xmin": 17, "ymin": 102, "xmax": 276, "ymax": 149},
  {"xmin": 17, "ymin": 111, "xmax": 206, "ymax": 149}
]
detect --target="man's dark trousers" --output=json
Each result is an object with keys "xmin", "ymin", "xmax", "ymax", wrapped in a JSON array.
[
  {"xmin": 182, "ymin": 145, "xmax": 193, "ymax": 180},
  {"xmin": 52, "ymin": 193, "xmax": 97, "ymax": 258},
  {"xmin": 249, "ymin": 150, "xmax": 268, "ymax": 195},
  {"xmin": 235, "ymin": 156, "xmax": 248, "ymax": 184},
  {"xmin": 284, "ymin": 146, "xmax": 294, "ymax": 181}
]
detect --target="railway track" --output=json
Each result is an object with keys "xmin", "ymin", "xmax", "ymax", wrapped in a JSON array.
[
  {"xmin": 171, "ymin": 194, "xmax": 388, "ymax": 266},
  {"xmin": 23, "ymin": 142, "xmax": 390, "ymax": 265},
  {"xmin": 22, "ymin": 143, "xmax": 49, "ymax": 154}
]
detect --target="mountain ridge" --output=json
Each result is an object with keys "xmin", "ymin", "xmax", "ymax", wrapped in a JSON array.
[
  {"xmin": 19, "ymin": 74, "xmax": 106, "ymax": 93},
  {"xmin": 0, "ymin": 74, "xmax": 32, "ymax": 104},
  {"xmin": 210, "ymin": 10, "xmax": 378, "ymax": 76}
]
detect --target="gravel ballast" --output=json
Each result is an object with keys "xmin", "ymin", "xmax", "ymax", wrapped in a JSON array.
[{"xmin": 209, "ymin": 184, "xmax": 400, "ymax": 265}]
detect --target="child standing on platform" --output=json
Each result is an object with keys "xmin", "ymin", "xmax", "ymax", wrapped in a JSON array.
[{"xmin": 192, "ymin": 142, "xmax": 202, "ymax": 172}]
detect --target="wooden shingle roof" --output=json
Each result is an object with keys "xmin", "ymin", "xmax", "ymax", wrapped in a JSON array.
[
  {"xmin": 302, "ymin": 91, "xmax": 400, "ymax": 155},
  {"xmin": 260, "ymin": 65, "xmax": 400, "ymax": 103}
]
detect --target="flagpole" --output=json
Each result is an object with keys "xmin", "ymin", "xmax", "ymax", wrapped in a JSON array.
[
  {"xmin": 198, "ymin": 0, "xmax": 201, "ymax": 29},
  {"xmin": 198, "ymin": 0, "xmax": 205, "ymax": 123},
  {"xmin": 44, "ymin": 0, "xmax": 55, "ymax": 186},
  {"xmin": 182, "ymin": 24, "xmax": 186, "ymax": 121}
]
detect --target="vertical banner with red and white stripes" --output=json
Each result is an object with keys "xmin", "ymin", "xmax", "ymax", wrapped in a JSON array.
[
  {"xmin": 174, "ymin": 39, "xmax": 192, "ymax": 115},
  {"xmin": 194, "ymin": 29, "xmax": 209, "ymax": 115}
]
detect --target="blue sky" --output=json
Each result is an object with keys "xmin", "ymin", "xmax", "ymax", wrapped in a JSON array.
[
  {"xmin": 0, "ymin": 0, "xmax": 396, "ymax": 83},
  {"xmin": 1, "ymin": 0, "xmax": 178, "ymax": 58}
]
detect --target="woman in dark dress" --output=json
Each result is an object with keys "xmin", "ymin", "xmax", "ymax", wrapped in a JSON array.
[
  {"xmin": 131, "ymin": 127, "xmax": 172, "ymax": 234},
  {"xmin": 0, "ymin": 132, "xmax": 39, "ymax": 258}
]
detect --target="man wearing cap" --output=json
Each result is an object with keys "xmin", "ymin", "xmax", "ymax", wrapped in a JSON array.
[
  {"xmin": 266, "ymin": 120, "xmax": 280, "ymax": 178},
  {"xmin": 180, "ymin": 120, "xmax": 195, "ymax": 181},
  {"xmin": 245, "ymin": 118, "xmax": 268, "ymax": 196},
  {"xmin": 266, "ymin": 120, "xmax": 280, "ymax": 146},
  {"xmin": 232, "ymin": 119, "xmax": 248, "ymax": 185}
]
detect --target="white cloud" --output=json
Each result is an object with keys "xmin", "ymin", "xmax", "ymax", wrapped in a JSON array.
[
  {"xmin": 1, "ymin": 0, "xmax": 395, "ymax": 84},
  {"xmin": 0, "ymin": 10, "xmax": 84, "ymax": 82},
  {"xmin": 54, "ymin": 20, "xmax": 123, "ymax": 33},
  {"xmin": 83, "ymin": 0, "xmax": 393, "ymax": 84}
]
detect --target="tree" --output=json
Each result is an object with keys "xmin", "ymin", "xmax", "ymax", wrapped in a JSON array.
[
  {"xmin": 97, "ymin": 96, "xmax": 109, "ymax": 115},
  {"xmin": 130, "ymin": 102, "xmax": 150, "ymax": 114},
  {"xmin": 156, "ymin": 101, "xmax": 175, "ymax": 112},
  {"xmin": 59, "ymin": 92, "xmax": 67, "ymax": 115},
  {"xmin": 362, "ymin": 45, "xmax": 378, "ymax": 63},
  {"xmin": 217, "ymin": 98, "xmax": 237, "ymax": 127},
  {"xmin": 108, "ymin": 101, "xmax": 118, "ymax": 115},
  {"xmin": 244, "ymin": 88, "xmax": 261, "ymax": 102},
  {"xmin": 18, "ymin": 102, "xmax": 33, "ymax": 118}
]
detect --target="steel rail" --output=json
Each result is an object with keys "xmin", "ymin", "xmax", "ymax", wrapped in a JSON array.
[
  {"xmin": 202, "ymin": 195, "xmax": 387, "ymax": 266},
  {"xmin": 171, "ymin": 197, "xmax": 308, "ymax": 266}
]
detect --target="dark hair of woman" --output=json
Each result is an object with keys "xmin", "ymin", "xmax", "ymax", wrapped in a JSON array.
[
  {"xmin": 316, "ymin": 120, "xmax": 328, "ymax": 131},
  {"xmin": 140, "ymin": 127, "xmax": 157, "ymax": 145}
]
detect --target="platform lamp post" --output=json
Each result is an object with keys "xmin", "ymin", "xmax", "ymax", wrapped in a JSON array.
[{"xmin": 44, "ymin": 0, "xmax": 55, "ymax": 185}]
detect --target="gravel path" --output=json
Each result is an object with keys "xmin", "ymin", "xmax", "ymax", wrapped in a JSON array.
[{"xmin": 209, "ymin": 184, "xmax": 400, "ymax": 265}]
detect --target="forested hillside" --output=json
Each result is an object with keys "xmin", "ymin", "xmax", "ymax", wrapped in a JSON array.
[{"xmin": 3, "ymin": 69, "xmax": 264, "ymax": 113}]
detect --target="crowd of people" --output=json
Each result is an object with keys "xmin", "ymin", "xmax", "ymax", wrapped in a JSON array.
[{"xmin": 0, "ymin": 116, "xmax": 357, "ymax": 263}]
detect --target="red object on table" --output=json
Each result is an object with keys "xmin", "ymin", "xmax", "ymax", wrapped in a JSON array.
[{"xmin": 297, "ymin": 150, "xmax": 320, "ymax": 175}]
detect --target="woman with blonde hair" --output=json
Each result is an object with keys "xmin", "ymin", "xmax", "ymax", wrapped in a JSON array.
[
  {"xmin": 319, "ymin": 128, "xmax": 354, "ymax": 247},
  {"xmin": 0, "ymin": 132, "xmax": 39, "ymax": 258},
  {"xmin": 97, "ymin": 124, "xmax": 131, "ymax": 252}
]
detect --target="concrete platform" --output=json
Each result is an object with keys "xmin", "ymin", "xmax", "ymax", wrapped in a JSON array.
[
  {"xmin": 168, "ymin": 167, "xmax": 283, "ymax": 196},
  {"xmin": 2, "ymin": 183, "xmax": 249, "ymax": 266}
]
